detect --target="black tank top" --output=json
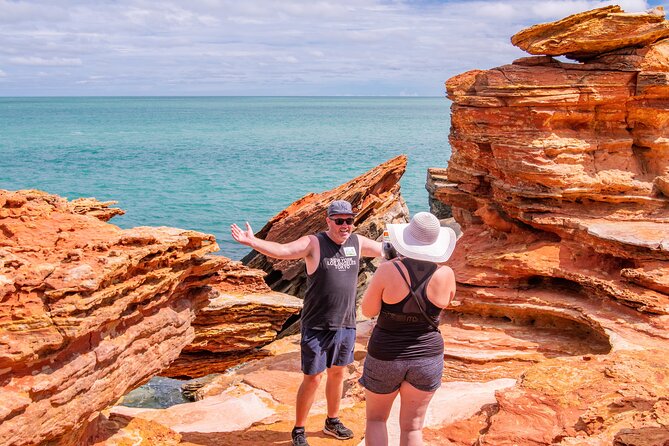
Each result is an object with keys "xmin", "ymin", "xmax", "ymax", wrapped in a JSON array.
[
  {"xmin": 367, "ymin": 258, "xmax": 444, "ymax": 360},
  {"xmin": 302, "ymin": 232, "xmax": 360, "ymax": 330}
]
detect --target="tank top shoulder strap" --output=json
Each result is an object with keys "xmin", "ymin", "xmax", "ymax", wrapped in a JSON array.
[
  {"xmin": 314, "ymin": 232, "xmax": 326, "ymax": 258},
  {"xmin": 399, "ymin": 258, "xmax": 437, "ymax": 290},
  {"xmin": 347, "ymin": 233, "xmax": 359, "ymax": 252}
]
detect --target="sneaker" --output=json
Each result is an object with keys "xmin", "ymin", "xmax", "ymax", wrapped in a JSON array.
[
  {"xmin": 291, "ymin": 427, "xmax": 310, "ymax": 446},
  {"xmin": 323, "ymin": 417, "xmax": 354, "ymax": 440}
]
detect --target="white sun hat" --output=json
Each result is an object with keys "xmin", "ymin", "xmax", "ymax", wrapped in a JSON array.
[{"xmin": 386, "ymin": 212, "xmax": 457, "ymax": 263}]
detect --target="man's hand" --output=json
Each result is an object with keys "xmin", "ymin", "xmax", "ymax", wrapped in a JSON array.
[
  {"xmin": 230, "ymin": 222, "xmax": 313, "ymax": 261},
  {"xmin": 230, "ymin": 222, "xmax": 255, "ymax": 247}
]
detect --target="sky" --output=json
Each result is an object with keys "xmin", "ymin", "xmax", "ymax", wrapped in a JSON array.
[{"xmin": 0, "ymin": 0, "xmax": 666, "ymax": 96}]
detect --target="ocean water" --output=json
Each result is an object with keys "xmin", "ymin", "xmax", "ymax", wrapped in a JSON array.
[{"xmin": 1, "ymin": 97, "xmax": 452, "ymax": 260}]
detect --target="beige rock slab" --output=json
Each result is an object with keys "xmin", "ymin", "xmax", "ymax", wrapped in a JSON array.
[
  {"xmin": 586, "ymin": 220, "xmax": 669, "ymax": 253},
  {"xmin": 354, "ymin": 378, "xmax": 516, "ymax": 446},
  {"xmin": 111, "ymin": 382, "xmax": 276, "ymax": 433}
]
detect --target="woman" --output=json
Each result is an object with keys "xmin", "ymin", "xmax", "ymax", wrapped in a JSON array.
[{"xmin": 359, "ymin": 212, "xmax": 457, "ymax": 446}]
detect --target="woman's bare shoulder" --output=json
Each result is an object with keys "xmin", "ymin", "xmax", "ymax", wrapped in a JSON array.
[
  {"xmin": 427, "ymin": 264, "xmax": 456, "ymax": 308},
  {"xmin": 435, "ymin": 263, "xmax": 454, "ymax": 276},
  {"xmin": 376, "ymin": 259, "xmax": 402, "ymax": 274}
]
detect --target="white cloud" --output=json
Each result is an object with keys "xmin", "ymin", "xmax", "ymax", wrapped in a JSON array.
[
  {"xmin": 469, "ymin": 0, "xmax": 653, "ymax": 22},
  {"xmin": 0, "ymin": 0, "xmax": 69, "ymax": 24},
  {"xmin": 9, "ymin": 56, "xmax": 83, "ymax": 66},
  {"xmin": 0, "ymin": 69, "xmax": 6, "ymax": 77},
  {"xmin": 475, "ymin": 2, "xmax": 518, "ymax": 20},
  {"xmin": 274, "ymin": 55, "xmax": 299, "ymax": 64},
  {"xmin": 0, "ymin": 0, "xmax": 659, "ymax": 95},
  {"xmin": 529, "ymin": 0, "xmax": 652, "ymax": 20}
]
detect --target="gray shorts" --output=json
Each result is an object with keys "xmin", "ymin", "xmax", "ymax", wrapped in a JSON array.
[{"xmin": 359, "ymin": 354, "xmax": 443, "ymax": 394}]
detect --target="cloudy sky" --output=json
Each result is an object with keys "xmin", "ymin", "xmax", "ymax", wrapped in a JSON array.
[{"xmin": 0, "ymin": 0, "xmax": 665, "ymax": 96}]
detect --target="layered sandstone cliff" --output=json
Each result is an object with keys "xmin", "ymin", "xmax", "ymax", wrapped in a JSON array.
[
  {"xmin": 427, "ymin": 5, "xmax": 669, "ymax": 445},
  {"xmin": 0, "ymin": 190, "xmax": 301, "ymax": 445},
  {"xmin": 164, "ymin": 260, "xmax": 302, "ymax": 378},
  {"xmin": 0, "ymin": 190, "xmax": 225, "ymax": 445}
]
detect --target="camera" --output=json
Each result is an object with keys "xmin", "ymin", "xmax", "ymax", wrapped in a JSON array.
[
  {"xmin": 381, "ymin": 229, "xmax": 397, "ymax": 260},
  {"xmin": 382, "ymin": 241, "xmax": 397, "ymax": 260}
]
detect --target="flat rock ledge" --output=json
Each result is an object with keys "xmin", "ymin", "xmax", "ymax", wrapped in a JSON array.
[
  {"xmin": 511, "ymin": 5, "xmax": 669, "ymax": 61},
  {"xmin": 164, "ymin": 262, "xmax": 303, "ymax": 378},
  {"xmin": 96, "ymin": 318, "xmax": 668, "ymax": 446}
]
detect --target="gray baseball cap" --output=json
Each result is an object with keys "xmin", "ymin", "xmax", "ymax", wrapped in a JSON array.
[{"xmin": 327, "ymin": 200, "xmax": 356, "ymax": 216}]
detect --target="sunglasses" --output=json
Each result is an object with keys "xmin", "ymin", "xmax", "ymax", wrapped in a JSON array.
[{"xmin": 329, "ymin": 217, "xmax": 354, "ymax": 225}]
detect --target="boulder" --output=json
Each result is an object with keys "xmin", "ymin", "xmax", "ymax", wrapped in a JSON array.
[
  {"xmin": 511, "ymin": 5, "xmax": 669, "ymax": 61},
  {"xmin": 0, "ymin": 190, "xmax": 225, "ymax": 445}
]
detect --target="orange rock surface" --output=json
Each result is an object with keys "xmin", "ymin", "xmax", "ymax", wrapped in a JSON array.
[
  {"xmin": 511, "ymin": 5, "xmax": 669, "ymax": 61},
  {"xmin": 164, "ymin": 261, "xmax": 302, "ymax": 378},
  {"xmin": 428, "ymin": 5, "xmax": 669, "ymax": 445},
  {"xmin": 0, "ymin": 190, "xmax": 227, "ymax": 446},
  {"xmin": 101, "ymin": 321, "xmax": 518, "ymax": 446}
]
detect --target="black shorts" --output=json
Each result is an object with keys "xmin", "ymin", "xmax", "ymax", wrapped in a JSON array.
[
  {"xmin": 300, "ymin": 327, "xmax": 356, "ymax": 375},
  {"xmin": 359, "ymin": 354, "xmax": 443, "ymax": 394}
]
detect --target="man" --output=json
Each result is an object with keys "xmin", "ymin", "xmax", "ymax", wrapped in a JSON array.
[{"xmin": 231, "ymin": 200, "xmax": 382, "ymax": 446}]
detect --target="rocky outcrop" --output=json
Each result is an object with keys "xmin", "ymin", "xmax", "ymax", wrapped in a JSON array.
[
  {"xmin": 66, "ymin": 196, "xmax": 126, "ymax": 221},
  {"xmin": 163, "ymin": 260, "xmax": 302, "ymax": 378},
  {"xmin": 0, "ymin": 189, "xmax": 306, "ymax": 443},
  {"xmin": 512, "ymin": 5, "xmax": 669, "ymax": 61},
  {"xmin": 0, "ymin": 190, "xmax": 223, "ymax": 446},
  {"xmin": 99, "ymin": 314, "xmax": 667, "ymax": 446},
  {"xmin": 243, "ymin": 155, "xmax": 410, "ymax": 304},
  {"xmin": 426, "ymin": 5, "xmax": 669, "ymax": 445}
]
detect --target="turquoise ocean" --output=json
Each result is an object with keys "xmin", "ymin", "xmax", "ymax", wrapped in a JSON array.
[{"xmin": 1, "ymin": 97, "xmax": 452, "ymax": 260}]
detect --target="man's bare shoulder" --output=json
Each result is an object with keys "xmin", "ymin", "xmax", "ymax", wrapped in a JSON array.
[{"xmin": 303, "ymin": 233, "xmax": 319, "ymax": 255}]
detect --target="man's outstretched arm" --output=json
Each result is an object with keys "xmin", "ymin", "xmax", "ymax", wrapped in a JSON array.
[
  {"xmin": 359, "ymin": 235, "xmax": 382, "ymax": 258},
  {"xmin": 231, "ymin": 222, "xmax": 313, "ymax": 260}
]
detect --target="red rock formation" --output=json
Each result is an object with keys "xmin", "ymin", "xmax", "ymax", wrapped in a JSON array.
[
  {"xmin": 101, "ymin": 319, "xmax": 522, "ymax": 446},
  {"xmin": 425, "ymin": 5, "xmax": 669, "ymax": 445},
  {"xmin": 243, "ymin": 155, "xmax": 410, "ymax": 302},
  {"xmin": 1, "ymin": 188, "xmax": 306, "ymax": 444},
  {"xmin": 66, "ymin": 196, "xmax": 126, "ymax": 221},
  {"xmin": 163, "ymin": 260, "xmax": 302, "ymax": 378},
  {"xmin": 511, "ymin": 5, "xmax": 669, "ymax": 61},
  {"xmin": 0, "ymin": 190, "xmax": 226, "ymax": 446}
]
